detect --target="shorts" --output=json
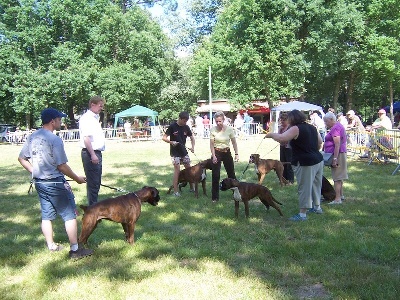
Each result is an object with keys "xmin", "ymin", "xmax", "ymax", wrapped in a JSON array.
[
  {"xmin": 171, "ymin": 155, "xmax": 191, "ymax": 166},
  {"xmin": 34, "ymin": 177, "xmax": 76, "ymax": 221},
  {"xmin": 331, "ymin": 153, "xmax": 348, "ymax": 181}
]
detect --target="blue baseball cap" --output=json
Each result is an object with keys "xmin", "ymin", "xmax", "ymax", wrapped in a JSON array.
[{"xmin": 41, "ymin": 108, "xmax": 67, "ymax": 124}]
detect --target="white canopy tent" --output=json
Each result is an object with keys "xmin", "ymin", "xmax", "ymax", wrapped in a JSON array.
[{"xmin": 270, "ymin": 101, "xmax": 323, "ymax": 132}]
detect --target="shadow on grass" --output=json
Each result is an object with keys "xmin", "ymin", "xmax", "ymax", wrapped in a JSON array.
[{"xmin": 2, "ymin": 150, "xmax": 399, "ymax": 298}]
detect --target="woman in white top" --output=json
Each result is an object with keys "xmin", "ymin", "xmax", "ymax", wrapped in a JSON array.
[{"xmin": 210, "ymin": 111, "xmax": 239, "ymax": 202}]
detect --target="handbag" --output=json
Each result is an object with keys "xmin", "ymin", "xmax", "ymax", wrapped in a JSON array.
[{"xmin": 320, "ymin": 151, "xmax": 334, "ymax": 166}]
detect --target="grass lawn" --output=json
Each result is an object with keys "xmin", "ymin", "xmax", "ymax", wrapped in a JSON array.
[{"xmin": 0, "ymin": 135, "xmax": 399, "ymax": 299}]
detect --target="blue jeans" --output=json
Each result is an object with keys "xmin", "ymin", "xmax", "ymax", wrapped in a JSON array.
[{"xmin": 34, "ymin": 177, "xmax": 76, "ymax": 221}]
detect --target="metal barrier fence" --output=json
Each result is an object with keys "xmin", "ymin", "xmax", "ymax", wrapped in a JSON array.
[
  {"xmin": 346, "ymin": 128, "xmax": 400, "ymax": 175},
  {"xmin": 5, "ymin": 123, "xmax": 263, "ymax": 144},
  {"xmin": 192, "ymin": 122, "xmax": 262, "ymax": 138}
]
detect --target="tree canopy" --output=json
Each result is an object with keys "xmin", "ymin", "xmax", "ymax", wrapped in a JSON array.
[
  {"xmin": 189, "ymin": 0, "xmax": 400, "ymax": 122},
  {"xmin": 1, "ymin": 0, "xmax": 400, "ymax": 127},
  {"xmin": 0, "ymin": 0, "xmax": 175, "ymax": 126}
]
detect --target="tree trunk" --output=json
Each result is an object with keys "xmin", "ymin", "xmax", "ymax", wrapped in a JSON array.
[
  {"xmin": 346, "ymin": 71, "xmax": 355, "ymax": 112},
  {"xmin": 333, "ymin": 76, "xmax": 340, "ymax": 112}
]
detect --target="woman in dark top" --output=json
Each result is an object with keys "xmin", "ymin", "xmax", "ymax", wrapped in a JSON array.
[{"xmin": 265, "ymin": 109, "xmax": 324, "ymax": 221}]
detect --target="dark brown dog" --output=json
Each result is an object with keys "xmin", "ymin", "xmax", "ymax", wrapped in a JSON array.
[
  {"xmin": 79, "ymin": 186, "xmax": 160, "ymax": 245},
  {"xmin": 220, "ymin": 178, "xmax": 284, "ymax": 218},
  {"xmin": 249, "ymin": 154, "xmax": 291, "ymax": 186},
  {"xmin": 321, "ymin": 175, "xmax": 336, "ymax": 201},
  {"xmin": 167, "ymin": 158, "xmax": 213, "ymax": 198}
]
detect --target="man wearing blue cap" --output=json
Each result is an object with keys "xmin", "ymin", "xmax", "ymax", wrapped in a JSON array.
[{"xmin": 18, "ymin": 108, "xmax": 93, "ymax": 259}]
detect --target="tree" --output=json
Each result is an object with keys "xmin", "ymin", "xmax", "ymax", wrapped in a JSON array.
[
  {"xmin": 190, "ymin": 0, "xmax": 307, "ymax": 108},
  {"xmin": 0, "ymin": 0, "xmax": 175, "ymax": 126},
  {"xmin": 180, "ymin": 0, "xmax": 225, "ymax": 46},
  {"xmin": 361, "ymin": 0, "xmax": 400, "ymax": 124},
  {"xmin": 301, "ymin": 0, "xmax": 366, "ymax": 112},
  {"xmin": 155, "ymin": 56, "xmax": 199, "ymax": 122}
]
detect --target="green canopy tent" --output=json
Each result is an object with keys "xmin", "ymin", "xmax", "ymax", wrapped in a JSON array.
[{"xmin": 113, "ymin": 105, "xmax": 159, "ymax": 128}]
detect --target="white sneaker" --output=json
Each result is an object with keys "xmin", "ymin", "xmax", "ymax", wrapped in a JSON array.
[
  {"xmin": 328, "ymin": 200, "xmax": 342, "ymax": 205},
  {"xmin": 173, "ymin": 192, "xmax": 181, "ymax": 197}
]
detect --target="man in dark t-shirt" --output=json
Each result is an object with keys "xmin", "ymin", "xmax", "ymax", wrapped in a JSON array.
[{"xmin": 162, "ymin": 112, "xmax": 195, "ymax": 197}]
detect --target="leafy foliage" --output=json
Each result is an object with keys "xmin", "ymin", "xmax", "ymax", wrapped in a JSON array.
[
  {"xmin": 189, "ymin": 0, "xmax": 400, "ymax": 122},
  {"xmin": 0, "ymin": 0, "xmax": 174, "ymax": 126}
]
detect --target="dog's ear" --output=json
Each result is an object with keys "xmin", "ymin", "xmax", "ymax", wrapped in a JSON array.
[
  {"xmin": 231, "ymin": 179, "xmax": 240, "ymax": 187},
  {"xmin": 151, "ymin": 187, "xmax": 159, "ymax": 197}
]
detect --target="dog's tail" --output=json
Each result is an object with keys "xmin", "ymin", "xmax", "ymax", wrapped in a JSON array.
[{"xmin": 272, "ymin": 196, "xmax": 283, "ymax": 206}]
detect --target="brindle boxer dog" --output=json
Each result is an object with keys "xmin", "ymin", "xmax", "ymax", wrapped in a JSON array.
[
  {"xmin": 220, "ymin": 178, "xmax": 284, "ymax": 218},
  {"xmin": 79, "ymin": 186, "xmax": 160, "ymax": 245},
  {"xmin": 321, "ymin": 175, "xmax": 336, "ymax": 202},
  {"xmin": 167, "ymin": 158, "xmax": 213, "ymax": 198},
  {"xmin": 249, "ymin": 154, "xmax": 290, "ymax": 186}
]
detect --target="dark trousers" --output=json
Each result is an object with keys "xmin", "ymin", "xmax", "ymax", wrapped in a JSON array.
[
  {"xmin": 211, "ymin": 150, "xmax": 236, "ymax": 200},
  {"xmin": 280, "ymin": 146, "xmax": 294, "ymax": 183},
  {"xmin": 81, "ymin": 149, "xmax": 102, "ymax": 205}
]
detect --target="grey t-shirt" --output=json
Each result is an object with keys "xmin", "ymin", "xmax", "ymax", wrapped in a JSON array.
[{"xmin": 19, "ymin": 128, "xmax": 68, "ymax": 179}]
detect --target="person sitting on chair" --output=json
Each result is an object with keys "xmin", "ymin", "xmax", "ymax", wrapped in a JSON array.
[{"xmin": 360, "ymin": 109, "xmax": 393, "ymax": 160}]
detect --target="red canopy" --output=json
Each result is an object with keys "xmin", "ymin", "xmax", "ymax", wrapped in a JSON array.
[{"xmin": 239, "ymin": 103, "xmax": 270, "ymax": 114}]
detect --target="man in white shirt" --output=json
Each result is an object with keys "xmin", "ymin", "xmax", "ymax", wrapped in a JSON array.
[
  {"xmin": 360, "ymin": 109, "xmax": 393, "ymax": 159},
  {"xmin": 310, "ymin": 111, "xmax": 326, "ymax": 140},
  {"xmin": 370, "ymin": 109, "xmax": 392, "ymax": 131},
  {"xmin": 79, "ymin": 96, "xmax": 106, "ymax": 205},
  {"xmin": 124, "ymin": 120, "xmax": 132, "ymax": 138},
  {"xmin": 195, "ymin": 115, "xmax": 204, "ymax": 137}
]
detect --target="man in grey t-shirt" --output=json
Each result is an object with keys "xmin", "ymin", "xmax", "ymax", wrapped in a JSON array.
[{"xmin": 18, "ymin": 108, "xmax": 93, "ymax": 259}]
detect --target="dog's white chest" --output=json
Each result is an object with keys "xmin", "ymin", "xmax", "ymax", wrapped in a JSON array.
[
  {"xmin": 253, "ymin": 164, "xmax": 260, "ymax": 174},
  {"xmin": 201, "ymin": 169, "xmax": 206, "ymax": 181},
  {"xmin": 230, "ymin": 187, "xmax": 242, "ymax": 202}
]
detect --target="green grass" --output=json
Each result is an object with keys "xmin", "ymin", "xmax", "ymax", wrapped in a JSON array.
[{"xmin": 0, "ymin": 136, "xmax": 399, "ymax": 299}]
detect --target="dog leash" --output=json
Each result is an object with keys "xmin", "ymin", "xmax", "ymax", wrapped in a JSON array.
[
  {"xmin": 238, "ymin": 135, "xmax": 266, "ymax": 180},
  {"xmin": 28, "ymin": 180, "xmax": 34, "ymax": 195},
  {"xmin": 261, "ymin": 143, "xmax": 279, "ymax": 159},
  {"xmin": 179, "ymin": 142, "xmax": 204, "ymax": 163},
  {"xmin": 27, "ymin": 179, "xmax": 130, "ymax": 195},
  {"xmin": 68, "ymin": 179, "xmax": 129, "ymax": 193},
  {"xmin": 100, "ymin": 183, "xmax": 129, "ymax": 193}
]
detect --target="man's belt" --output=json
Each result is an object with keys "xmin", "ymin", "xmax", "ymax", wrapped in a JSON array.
[{"xmin": 82, "ymin": 148, "xmax": 101, "ymax": 153}]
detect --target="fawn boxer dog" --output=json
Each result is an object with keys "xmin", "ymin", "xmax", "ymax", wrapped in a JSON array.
[
  {"xmin": 220, "ymin": 178, "xmax": 284, "ymax": 218},
  {"xmin": 249, "ymin": 154, "xmax": 290, "ymax": 186},
  {"xmin": 167, "ymin": 158, "xmax": 213, "ymax": 198},
  {"xmin": 79, "ymin": 186, "xmax": 160, "ymax": 245}
]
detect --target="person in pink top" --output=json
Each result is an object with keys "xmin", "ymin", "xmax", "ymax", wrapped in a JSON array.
[
  {"xmin": 323, "ymin": 112, "xmax": 348, "ymax": 204},
  {"xmin": 203, "ymin": 114, "xmax": 210, "ymax": 138}
]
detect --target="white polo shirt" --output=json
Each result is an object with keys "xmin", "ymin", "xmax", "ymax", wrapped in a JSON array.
[{"xmin": 79, "ymin": 110, "xmax": 105, "ymax": 151}]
